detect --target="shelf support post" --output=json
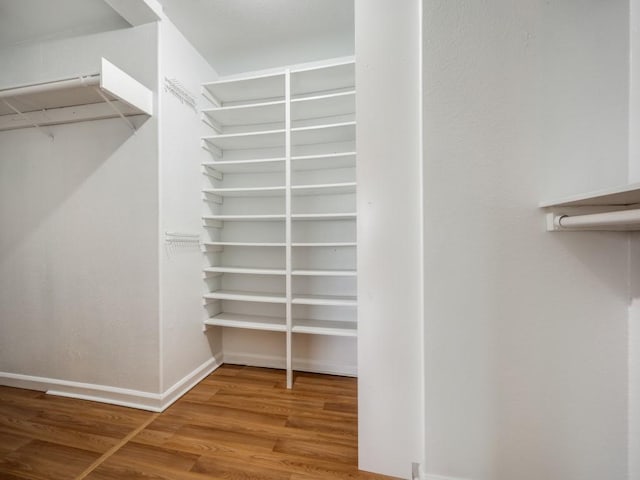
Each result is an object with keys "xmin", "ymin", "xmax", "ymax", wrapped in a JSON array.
[{"xmin": 285, "ymin": 69, "xmax": 293, "ymax": 389}]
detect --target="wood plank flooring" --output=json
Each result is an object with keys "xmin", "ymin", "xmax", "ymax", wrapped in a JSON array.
[{"xmin": 0, "ymin": 365, "xmax": 400, "ymax": 480}]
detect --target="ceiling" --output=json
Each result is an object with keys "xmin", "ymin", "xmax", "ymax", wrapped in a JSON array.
[
  {"xmin": 0, "ymin": 0, "xmax": 129, "ymax": 48},
  {"xmin": 156, "ymin": 0, "xmax": 355, "ymax": 75},
  {"xmin": 0, "ymin": 0, "xmax": 354, "ymax": 76}
]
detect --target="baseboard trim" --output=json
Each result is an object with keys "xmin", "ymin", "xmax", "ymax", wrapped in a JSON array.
[
  {"xmin": 222, "ymin": 352, "xmax": 357, "ymax": 377},
  {"xmin": 0, "ymin": 353, "xmax": 223, "ymax": 412}
]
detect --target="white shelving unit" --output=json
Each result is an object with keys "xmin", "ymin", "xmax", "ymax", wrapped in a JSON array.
[
  {"xmin": 0, "ymin": 58, "xmax": 152, "ymax": 134},
  {"xmin": 200, "ymin": 59, "xmax": 357, "ymax": 387},
  {"xmin": 541, "ymin": 183, "xmax": 640, "ymax": 231}
]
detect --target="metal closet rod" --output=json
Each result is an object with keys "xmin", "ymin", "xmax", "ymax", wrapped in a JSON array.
[
  {"xmin": 555, "ymin": 207, "xmax": 640, "ymax": 229},
  {"xmin": 0, "ymin": 74, "xmax": 100, "ymax": 98}
]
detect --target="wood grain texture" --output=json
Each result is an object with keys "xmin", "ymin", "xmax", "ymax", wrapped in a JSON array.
[{"xmin": 0, "ymin": 366, "xmax": 399, "ymax": 480}]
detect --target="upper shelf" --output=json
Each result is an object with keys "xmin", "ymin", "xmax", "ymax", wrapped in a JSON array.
[
  {"xmin": 0, "ymin": 58, "xmax": 153, "ymax": 134},
  {"xmin": 291, "ymin": 61, "xmax": 355, "ymax": 97},
  {"xmin": 202, "ymin": 72, "xmax": 285, "ymax": 107},
  {"xmin": 540, "ymin": 182, "xmax": 640, "ymax": 208}
]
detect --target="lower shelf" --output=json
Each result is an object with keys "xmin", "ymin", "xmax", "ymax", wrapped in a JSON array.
[
  {"xmin": 292, "ymin": 294, "xmax": 357, "ymax": 306},
  {"xmin": 292, "ymin": 319, "xmax": 357, "ymax": 337},
  {"xmin": 203, "ymin": 290, "xmax": 287, "ymax": 304},
  {"xmin": 204, "ymin": 313, "xmax": 287, "ymax": 332}
]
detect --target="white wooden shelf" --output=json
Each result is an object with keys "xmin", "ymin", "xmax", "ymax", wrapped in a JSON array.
[
  {"xmin": 205, "ymin": 313, "xmax": 287, "ymax": 332},
  {"xmin": 202, "ymin": 100, "xmax": 285, "ymax": 127},
  {"xmin": 291, "ymin": 121, "xmax": 355, "ymax": 146},
  {"xmin": 204, "ymin": 290, "xmax": 287, "ymax": 304},
  {"xmin": 292, "ymin": 212, "xmax": 357, "ymax": 221},
  {"xmin": 291, "ymin": 90, "xmax": 355, "ymax": 121},
  {"xmin": 292, "ymin": 152, "xmax": 356, "ymax": 171},
  {"xmin": 291, "ymin": 61, "xmax": 355, "ymax": 97},
  {"xmin": 292, "ymin": 319, "xmax": 357, "ymax": 337},
  {"xmin": 292, "ymin": 294, "xmax": 358, "ymax": 307},
  {"xmin": 203, "ymin": 186, "xmax": 286, "ymax": 197},
  {"xmin": 203, "ymin": 241, "xmax": 286, "ymax": 247},
  {"xmin": 292, "ymin": 182, "xmax": 356, "ymax": 196},
  {"xmin": 203, "ymin": 129, "xmax": 285, "ymax": 150},
  {"xmin": 203, "ymin": 158, "xmax": 286, "ymax": 173},
  {"xmin": 203, "ymin": 214, "xmax": 285, "ymax": 222},
  {"xmin": 0, "ymin": 58, "xmax": 152, "ymax": 133},
  {"xmin": 292, "ymin": 242, "xmax": 357, "ymax": 247},
  {"xmin": 292, "ymin": 269, "xmax": 357, "ymax": 277},
  {"xmin": 202, "ymin": 72, "xmax": 285, "ymax": 106},
  {"xmin": 540, "ymin": 182, "xmax": 640, "ymax": 208},
  {"xmin": 204, "ymin": 266, "xmax": 286, "ymax": 275}
]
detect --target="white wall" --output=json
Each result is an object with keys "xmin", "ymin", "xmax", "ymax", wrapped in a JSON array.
[
  {"xmin": 423, "ymin": 1, "xmax": 629, "ymax": 479},
  {"xmin": 157, "ymin": 17, "xmax": 222, "ymax": 392},
  {"xmin": 355, "ymin": 0, "xmax": 424, "ymax": 477},
  {"xmin": 0, "ymin": 25, "xmax": 161, "ymax": 396}
]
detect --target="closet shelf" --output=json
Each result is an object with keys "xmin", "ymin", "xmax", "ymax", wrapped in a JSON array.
[
  {"xmin": 292, "ymin": 213, "xmax": 357, "ymax": 221},
  {"xmin": 203, "ymin": 158, "xmax": 286, "ymax": 173},
  {"xmin": 292, "ymin": 294, "xmax": 357, "ymax": 307},
  {"xmin": 291, "ymin": 90, "xmax": 355, "ymax": 121},
  {"xmin": 292, "ymin": 182, "xmax": 356, "ymax": 196},
  {"xmin": 292, "ymin": 152, "xmax": 356, "ymax": 171},
  {"xmin": 292, "ymin": 319, "xmax": 357, "ymax": 337},
  {"xmin": 202, "ymin": 100, "xmax": 285, "ymax": 127},
  {"xmin": 292, "ymin": 242, "xmax": 357, "ymax": 247},
  {"xmin": 203, "ymin": 241, "xmax": 286, "ymax": 247},
  {"xmin": 0, "ymin": 58, "xmax": 152, "ymax": 133},
  {"xmin": 292, "ymin": 269, "xmax": 357, "ymax": 277},
  {"xmin": 202, "ymin": 71, "xmax": 285, "ymax": 106},
  {"xmin": 204, "ymin": 290, "xmax": 287, "ymax": 304},
  {"xmin": 541, "ymin": 182, "xmax": 640, "ymax": 231},
  {"xmin": 203, "ymin": 186, "xmax": 286, "ymax": 197},
  {"xmin": 205, "ymin": 313, "xmax": 287, "ymax": 332},
  {"xmin": 203, "ymin": 129, "xmax": 285, "ymax": 150},
  {"xmin": 203, "ymin": 214, "xmax": 286, "ymax": 222},
  {"xmin": 291, "ymin": 121, "xmax": 355, "ymax": 146},
  {"xmin": 291, "ymin": 60, "xmax": 355, "ymax": 97},
  {"xmin": 204, "ymin": 266, "xmax": 286, "ymax": 275}
]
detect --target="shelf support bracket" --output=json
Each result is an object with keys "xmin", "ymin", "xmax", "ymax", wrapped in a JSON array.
[
  {"xmin": 201, "ymin": 139, "xmax": 223, "ymax": 159},
  {"xmin": 1, "ymin": 99, "xmax": 54, "ymax": 139},
  {"xmin": 93, "ymin": 86, "xmax": 136, "ymax": 132}
]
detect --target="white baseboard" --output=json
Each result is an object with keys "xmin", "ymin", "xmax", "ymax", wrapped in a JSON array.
[
  {"xmin": 222, "ymin": 352, "xmax": 357, "ymax": 377},
  {"xmin": 0, "ymin": 353, "xmax": 223, "ymax": 412}
]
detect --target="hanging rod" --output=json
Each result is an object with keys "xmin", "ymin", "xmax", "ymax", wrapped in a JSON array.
[
  {"xmin": 549, "ymin": 208, "xmax": 640, "ymax": 230},
  {"xmin": 0, "ymin": 75, "xmax": 100, "ymax": 98}
]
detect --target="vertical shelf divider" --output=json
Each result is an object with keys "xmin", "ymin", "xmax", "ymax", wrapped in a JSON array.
[{"xmin": 285, "ymin": 69, "xmax": 293, "ymax": 389}]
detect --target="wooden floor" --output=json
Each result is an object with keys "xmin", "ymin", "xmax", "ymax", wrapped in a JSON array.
[{"xmin": 0, "ymin": 365, "xmax": 399, "ymax": 479}]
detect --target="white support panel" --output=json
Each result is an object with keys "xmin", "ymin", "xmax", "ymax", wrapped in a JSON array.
[
  {"xmin": 100, "ymin": 58, "xmax": 153, "ymax": 115},
  {"xmin": 292, "ymin": 319, "xmax": 357, "ymax": 337},
  {"xmin": 546, "ymin": 208, "xmax": 640, "ymax": 231},
  {"xmin": 203, "ymin": 290, "xmax": 287, "ymax": 304},
  {"xmin": 204, "ymin": 266, "xmax": 286, "ymax": 275},
  {"xmin": 205, "ymin": 313, "xmax": 287, "ymax": 332}
]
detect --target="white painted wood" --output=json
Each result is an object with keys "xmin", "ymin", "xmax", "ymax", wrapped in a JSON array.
[
  {"xmin": 203, "ymin": 157, "xmax": 286, "ymax": 173},
  {"xmin": 203, "ymin": 214, "xmax": 286, "ymax": 221},
  {"xmin": 204, "ymin": 266, "xmax": 286, "ymax": 275},
  {"xmin": 540, "ymin": 182, "xmax": 640, "ymax": 208},
  {"xmin": 205, "ymin": 313, "xmax": 287, "ymax": 332},
  {"xmin": 292, "ymin": 182, "xmax": 356, "ymax": 195},
  {"xmin": 202, "ymin": 100, "xmax": 285, "ymax": 126},
  {"xmin": 291, "ymin": 121, "xmax": 355, "ymax": 145},
  {"xmin": 203, "ymin": 129, "xmax": 285, "ymax": 150},
  {"xmin": 285, "ymin": 69, "xmax": 293, "ymax": 388},
  {"xmin": 203, "ymin": 186, "xmax": 286, "ymax": 197},
  {"xmin": 291, "ymin": 60, "xmax": 355, "ymax": 96},
  {"xmin": 292, "ymin": 319, "xmax": 357, "ymax": 337},
  {"xmin": 292, "ymin": 152, "xmax": 356, "ymax": 171},
  {"xmin": 292, "ymin": 269, "xmax": 357, "ymax": 276},
  {"xmin": 204, "ymin": 290, "xmax": 287, "ymax": 304},
  {"xmin": 203, "ymin": 241, "xmax": 286, "ymax": 247},
  {"xmin": 202, "ymin": 71, "xmax": 286, "ymax": 105},
  {"xmin": 100, "ymin": 57, "xmax": 153, "ymax": 115},
  {"xmin": 292, "ymin": 294, "xmax": 357, "ymax": 306},
  {"xmin": 292, "ymin": 242, "xmax": 357, "ymax": 247},
  {"xmin": 291, "ymin": 90, "xmax": 355, "ymax": 121},
  {"xmin": 292, "ymin": 212, "xmax": 357, "ymax": 221}
]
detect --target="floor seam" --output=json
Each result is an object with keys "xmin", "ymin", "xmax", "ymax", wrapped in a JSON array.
[{"xmin": 74, "ymin": 412, "xmax": 159, "ymax": 480}]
